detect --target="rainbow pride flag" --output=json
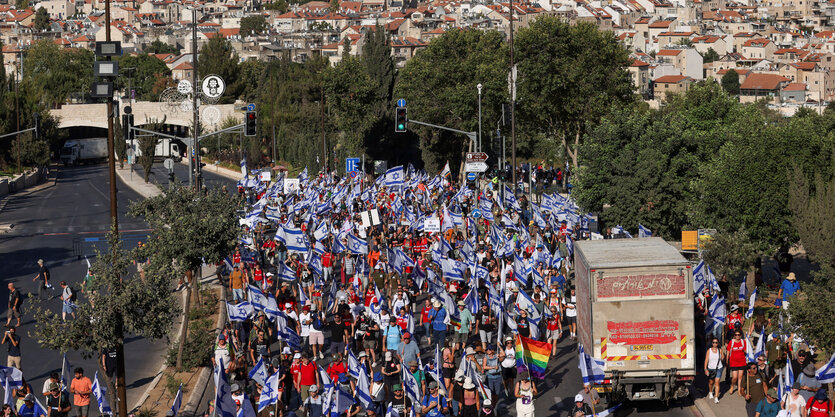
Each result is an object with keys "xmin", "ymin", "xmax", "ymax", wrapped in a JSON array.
[{"xmin": 515, "ymin": 335, "xmax": 552, "ymax": 379}]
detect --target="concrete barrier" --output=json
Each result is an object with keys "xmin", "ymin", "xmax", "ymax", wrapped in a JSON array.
[
  {"xmin": 0, "ymin": 179, "xmax": 8, "ymax": 197},
  {"xmin": 0, "ymin": 167, "xmax": 47, "ymax": 200}
]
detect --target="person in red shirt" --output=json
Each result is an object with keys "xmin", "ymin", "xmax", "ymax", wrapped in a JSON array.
[
  {"xmin": 294, "ymin": 353, "xmax": 320, "ymax": 403},
  {"xmin": 232, "ymin": 249, "xmax": 242, "ymax": 266},
  {"xmin": 546, "ymin": 306, "xmax": 562, "ymax": 355},
  {"xmin": 421, "ymin": 300, "xmax": 433, "ymax": 346},
  {"xmin": 261, "ymin": 239, "xmax": 276, "ymax": 265},
  {"xmin": 322, "ymin": 251, "xmax": 333, "ymax": 282},
  {"xmin": 396, "ymin": 308, "xmax": 410, "ymax": 332},
  {"xmin": 364, "ymin": 286, "xmax": 376, "ymax": 307},
  {"xmin": 807, "ymin": 388, "xmax": 832, "ymax": 417},
  {"xmin": 726, "ymin": 305, "xmax": 744, "ymax": 340},
  {"xmin": 326, "ymin": 353, "xmax": 347, "ymax": 384},
  {"xmin": 725, "ymin": 329, "xmax": 748, "ymax": 395},
  {"xmin": 252, "ymin": 265, "xmax": 264, "ymax": 287}
]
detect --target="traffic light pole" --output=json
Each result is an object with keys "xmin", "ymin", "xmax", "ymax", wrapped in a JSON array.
[{"xmin": 406, "ymin": 119, "xmax": 476, "ymax": 144}]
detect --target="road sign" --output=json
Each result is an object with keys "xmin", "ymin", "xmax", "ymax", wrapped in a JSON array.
[
  {"xmin": 163, "ymin": 158, "xmax": 174, "ymax": 171},
  {"xmin": 247, "ymin": 103, "xmax": 256, "ymax": 112},
  {"xmin": 202, "ymin": 75, "xmax": 225, "ymax": 98},
  {"xmin": 396, "ymin": 98, "xmax": 406, "ymax": 107},
  {"xmin": 346, "ymin": 157, "xmax": 361, "ymax": 173},
  {"xmin": 465, "ymin": 162, "xmax": 488, "ymax": 173},
  {"xmin": 466, "ymin": 172, "xmax": 477, "ymax": 181},
  {"xmin": 471, "ymin": 209, "xmax": 482, "ymax": 219},
  {"xmin": 424, "ymin": 218, "xmax": 441, "ymax": 233},
  {"xmin": 466, "ymin": 152, "xmax": 488, "ymax": 163}
]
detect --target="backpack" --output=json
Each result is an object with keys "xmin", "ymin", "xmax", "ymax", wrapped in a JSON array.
[
  {"xmin": 312, "ymin": 314, "xmax": 324, "ymax": 331},
  {"xmin": 69, "ymin": 287, "xmax": 78, "ymax": 302}
]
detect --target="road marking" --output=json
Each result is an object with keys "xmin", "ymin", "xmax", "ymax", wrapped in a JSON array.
[{"xmin": 43, "ymin": 233, "xmax": 70, "ymax": 236}]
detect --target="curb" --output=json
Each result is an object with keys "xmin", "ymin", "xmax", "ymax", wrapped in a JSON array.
[
  {"xmin": 179, "ymin": 160, "xmax": 240, "ymax": 181},
  {"xmin": 116, "ymin": 166, "xmax": 163, "ymax": 199},
  {"xmin": 693, "ymin": 398, "xmax": 718, "ymax": 417},
  {"xmin": 129, "ymin": 288, "xmax": 190, "ymax": 412}
]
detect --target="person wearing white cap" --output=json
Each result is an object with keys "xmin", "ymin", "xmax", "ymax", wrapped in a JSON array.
[
  {"xmin": 570, "ymin": 393, "xmax": 593, "ymax": 417},
  {"xmin": 460, "ymin": 377, "xmax": 480, "ymax": 417}
]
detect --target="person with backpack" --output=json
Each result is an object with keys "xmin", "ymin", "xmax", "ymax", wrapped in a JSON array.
[
  {"xmin": 59, "ymin": 282, "xmax": 76, "ymax": 321},
  {"xmin": 806, "ymin": 388, "xmax": 832, "ymax": 417},
  {"xmin": 308, "ymin": 310, "xmax": 325, "ymax": 360}
]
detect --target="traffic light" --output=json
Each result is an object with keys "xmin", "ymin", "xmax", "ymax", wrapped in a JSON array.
[
  {"xmin": 395, "ymin": 107, "xmax": 407, "ymax": 133},
  {"xmin": 122, "ymin": 114, "xmax": 134, "ymax": 141},
  {"xmin": 245, "ymin": 111, "xmax": 257, "ymax": 137}
]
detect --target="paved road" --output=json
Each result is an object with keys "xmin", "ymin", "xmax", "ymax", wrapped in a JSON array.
[
  {"xmin": 129, "ymin": 160, "xmax": 238, "ymax": 190},
  {"xmin": 0, "ymin": 163, "xmax": 161, "ymax": 410}
]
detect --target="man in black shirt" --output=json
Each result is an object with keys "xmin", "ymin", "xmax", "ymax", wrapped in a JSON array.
[
  {"xmin": 32, "ymin": 259, "xmax": 50, "ymax": 300},
  {"xmin": 328, "ymin": 314, "xmax": 348, "ymax": 355},
  {"xmin": 6, "ymin": 283, "xmax": 21, "ymax": 327},
  {"xmin": 45, "ymin": 383, "xmax": 71, "ymax": 417},
  {"xmin": 475, "ymin": 304, "xmax": 495, "ymax": 351},
  {"xmin": 101, "ymin": 348, "xmax": 118, "ymax": 381}
]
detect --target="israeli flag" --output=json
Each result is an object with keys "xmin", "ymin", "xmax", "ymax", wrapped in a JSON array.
[
  {"xmin": 611, "ymin": 225, "xmax": 632, "ymax": 238},
  {"xmin": 237, "ymin": 393, "xmax": 257, "ymax": 417},
  {"xmin": 464, "ymin": 288, "xmax": 479, "ymax": 314},
  {"xmin": 348, "ymin": 350, "xmax": 361, "ymax": 379},
  {"xmin": 281, "ymin": 227, "xmax": 309, "ymax": 253},
  {"xmin": 226, "ymin": 301, "xmax": 253, "ymax": 322},
  {"xmin": 0, "ymin": 366, "xmax": 22, "ymax": 388},
  {"xmin": 753, "ymin": 332, "xmax": 765, "ymax": 360},
  {"xmin": 638, "ymin": 224, "xmax": 652, "ymax": 238},
  {"xmin": 745, "ymin": 288, "xmax": 757, "ymax": 319},
  {"xmin": 738, "ymin": 276, "xmax": 747, "ymax": 301},
  {"xmin": 705, "ymin": 295, "xmax": 726, "ymax": 335},
  {"xmin": 783, "ymin": 358, "xmax": 795, "ymax": 392},
  {"xmin": 60, "ymin": 354, "xmax": 72, "ymax": 391},
  {"xmin": 248, "ymin": 356, "xmax": 269, "ymax": 387},
  {"xmin": 578, "ymin": 344, "xmax": 606, "ymax": 384},
  {"xmin": 278, "ymin": 263, "xmax": 297, "ymax": 282},
  {"xmin": 91, "ymin": 372, "xmax": 112, "ymax": 415},
  {"xmin": 277, "ymin": 326, "xmax": 301, "ymax": 351},
  {"xmin": 214, "ymin": 362, "xmax": 238, "ymax": 417},
  {"xmin": 318, "ymin": 364, "xmax": 333, "ymax": 391},
  {"xmin": 816, "ymin": 351, "xmax": 835, "ymax": 383},
  {"xmin": 401, "ymin": 361, "xmax": 419, "ymax": 403},
  {"xmin": 347, "ymin": 234, "xmax": 368, "ymax": 255},
  {"xmin": 169, "ymin": 382, "xmax": 182, "ymax": 417},
  {"xmin": 240, "ymin": 158, "xmax": 248, "ymax": 179},
  {"xmin": 693, "ymin": 261, "xmax": 708, "ymax": 295},
  {"xmin": 257, "ymin": 371, "xmax": 280, "ymax": 412},
  {"xmin": 441, "ymin": 258, "xmax": 465, "ymax": 281},
  {"xmin": 247, "ymin": 285, "xmax": 268, "ymax": 311},
  {"xmin": 386, "ymin": 166, "xmax": 404, "ymax": 188},
  {"xmin": 355, "ymin": 367, "xmax": 372, "ymax": 409},
  {"xmin": 745, "ymin": 335, "xmax": 757, "ymax": 363}
]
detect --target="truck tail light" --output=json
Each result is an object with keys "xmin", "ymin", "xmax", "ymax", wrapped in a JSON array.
[{"xmin": 677, "ymin": 375, "xmax": 695, "ymax": 381}]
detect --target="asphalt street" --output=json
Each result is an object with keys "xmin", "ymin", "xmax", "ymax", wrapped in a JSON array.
[
  {"xmin": 0, "ymin": 163, "xmax": 161, "ymax": 409},
  {"xmin": 0, "ymin": 162, "xmax": 235, "ymax": 413},
  {"xmin": 129, "ymin": 160, "xmax": 238, "ymax": 190}
]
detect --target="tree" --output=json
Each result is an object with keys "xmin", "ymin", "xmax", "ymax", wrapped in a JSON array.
[
  {"xmin": 787, "ymin": 266, "xmax": 835, "ymax": 353},
  {"xmin": 323, "ymin": 57, "xmax": 376, "ymax": 158},
  {"xmin": 145, "ymin": 39, "xmax": 180, "ymax": 55},
  {"xmin": 27, "ymin": 229, "xmax": 180, "ymax": 412},
  {"xmin": 34, "ymin": 7, "xmax": 50, "ymax": 32},
  {"xmin": 264, "ymin": 0, "xmax": 288, "ymax": 12},
  {"xmin": 393, "ymin": 29, "xmax": 508, "ymax": 173},
  {"xmin": 515, "ymin": 17, "xmax": 634, "ymax": 169},
  {"xmin": 789, "ymin": 163, "xmax": 835, "ymax": 268},
  {"xmin": 329, "ymin": 0, "xmax": 339, "ymax": 12},
  {"xmin": 22, "ymin": 40, "xmax": 94, "ymax": 107},
  {"xmin": 199, "ymin": 37, "xmax": 241, "ymax": 102},
  {"xmin": 574, "ymin": 82, "xmax": 737, "ymax": 239},
  {"xmin": 362, "ymin": 25, "xmax": 395, "ymax": 118},
  {"xmin": 677, "ymin": 38, "xmax": 693, "ymax": 47},
  {"xmin": 127, "ymin": 184, "xmax": 239, "ymax": 370},
  {"xmin": 238, "ymin": 60, "xmax": 265, "ymax": 103},
  {"xmin": 721, "ymin": 69, "xmax": 740, "ymax": 95},
  {"xmin": 702, "ymin": 47, "xmax": 719, "ymax": 63},
  {"xmin": 700, "ymin": 229, "xmax": 760, "ymax": 281},
  {"xmin": 116, "ymin": 54, "xmax": 172, "ymax": 101},
  {"xmin": 137, "ymin": 116, "xmax": 165, "ymax": 183},
  {"xmin": 342, "ymin": 36, "xmax": 352, "ymax": 56},
  {"xmin": 240, "ymin": 15, "xmax": 268, "ymax": 37}
]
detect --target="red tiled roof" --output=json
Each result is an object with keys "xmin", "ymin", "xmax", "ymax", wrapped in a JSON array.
[
  {"xmin": 782, "ymin": 82, "xmax": 806, "ymax": 91},
  {"xmin": 655, "ymin": 75, "xmax": 689, "ymax": 83},
  {"xmin": 739, "ymin": 73, "xmax": 790, "ymax": 90},
  {"xmin": 657, "ymin": 49, "xmax": 683, "ymax": 56}
]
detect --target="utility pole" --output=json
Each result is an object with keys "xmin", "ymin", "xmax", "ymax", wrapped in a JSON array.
[
  {"xmin": 509, "ymin": 0, "xmax": 516, "ymax": 194},
  {"xmin": 102, "ymin": 0, "xmax": 128, "ymax": 416},
  {"xmin": 477, "ymin": 83, "xmax": 482, "ymax": 153},
  {"xmin": 15, "ymin": 46, "xmax": 21, "ymax": 174},
  {"xmin": 192, "ymin": 7, "xmax": 201, "ymax": 191},
  {"xmin": 320, "ymin": 89, "xmax": 326, "ymax": 173}
]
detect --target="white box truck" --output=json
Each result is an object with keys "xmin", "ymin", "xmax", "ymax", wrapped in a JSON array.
[
  {"xmin": 574, "ymin": 237, "xmax": 695, "ymax": 404},
  {"xmin": 129, "ymin": 138, "xmax": 184, "ymax": 162},
  {"xmin": 60, "ymin": 138, "xmax": 108, "ymax": 166}
]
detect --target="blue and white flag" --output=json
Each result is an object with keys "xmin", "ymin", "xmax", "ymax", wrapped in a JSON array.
[
  {"xmin": 247, "ymin": 285, "xmax": 268, "ymax": 311},
  {"xmin": 277, "ymin": 325, "xmax": 301, "ymax": 351},
  {"xmin": 226, "ymin": 301, "xmax": 253, "ymax": 322},
  {"xmin": 578, "ymin": 344, "xmax": 606, "ymax": 385},
  {"xmin": 386, "ymin": 166, "xmax": 404, "ymax": 188},
  {"xmin": 638, "ymin": 224, "xmax": 652, "ymax": 238},
  {"xmin": 318, "ymin": 365, "xmax": 333, "ymax": 391},
  {"xmin": 0, "ymin": 366, "xmax": 22, "ymax": 388},
  {"xmin": 257, "ymin": 371, "xmax": 280, "ymax": 412},
  {"xmin": 214, "ymin": 362, "xmax": 238, "ymax": 417},
  {"xmin": 248, "ymin": 356, "xmax": 269, "ymax": 387},
  {"xmin": 816, "ymin": 351, "xmax": 835, "ymax": 383},
  {"xmin": 346, "ymin": 234, "xmax": 368, "ymax": 255},
  {"xmin": 60, "ymin": 354, "xmax": 72, "ymax": 391},
  {"xmin": 281, "ymin": 227, "xmax": 309, "ymax": 253},
  {"xmin": 169, "ymin": 382, "xmax": 182, "ymax": 417},
  {"xmin": 745, "ymin": 288, "xmax": 757, "ymax": 319},
  {"xmin": 237, "ymin": 393, "xmax": 257, "ymax": 417},
  {"xmin": 753, "ymin": 332, "xmax": 765, "ymax": 360},
  {"xmin": 783, "ymin": 358, "xmax": 795, "ymax": 392},
  {"xmin": 401, "ymin": 361, "xmax": 421, "ymax": 403},
  {"xmin": 611, "ymin": 225, "xmax": 632, "ymax": 238},
  {"xmin": 348, "ymin": 350, "xmax": 361, "ymax": 379},
  {"xmin": 355, "ymin": 366, "xmax": 372, "ymax": 409},
  {"xmin": 738, "ymin": 275, "xmax": 747, "ymax": 301},
  {"xmin": 705, "ymin": 294, "xmax": 726, "ymax": 336},
  {"xmin": 464, "ymin": 288, "xmax": 479, "ymax": 314},
  {"xmin": 240, "ymin": 158, "xmax": 248, "ymax": 178}
]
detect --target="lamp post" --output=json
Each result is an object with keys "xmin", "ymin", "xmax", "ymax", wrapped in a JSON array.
[{"xmin": 477, "ymin": 83, "xmax": 482, "ymax": 153}]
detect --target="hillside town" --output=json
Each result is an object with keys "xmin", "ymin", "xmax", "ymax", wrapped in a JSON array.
[{"xmin": 1, "ymin": 0, "xmax": 834, "ymax": 112}]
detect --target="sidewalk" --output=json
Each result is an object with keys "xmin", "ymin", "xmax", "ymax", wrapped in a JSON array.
[
  {"xmin": 692, "ymin": 372, "xmax": 748, "ymax": 417},
  {"xmin": 116, "ymin": 165, "xmax": 162, "ymax": 198},
  {"xmin": 181, "ymin": 160, "xmax": 240, "ymax": 181}
]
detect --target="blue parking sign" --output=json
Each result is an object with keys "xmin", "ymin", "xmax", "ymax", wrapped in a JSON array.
[{"xmin": 346, "ymin": 158, "xmax": 361, "ymax": 173}]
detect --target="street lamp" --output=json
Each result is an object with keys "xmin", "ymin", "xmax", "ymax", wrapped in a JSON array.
[{"xmin": 477, "ymin": 83, "xmax": 482, "ymax": 153}]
